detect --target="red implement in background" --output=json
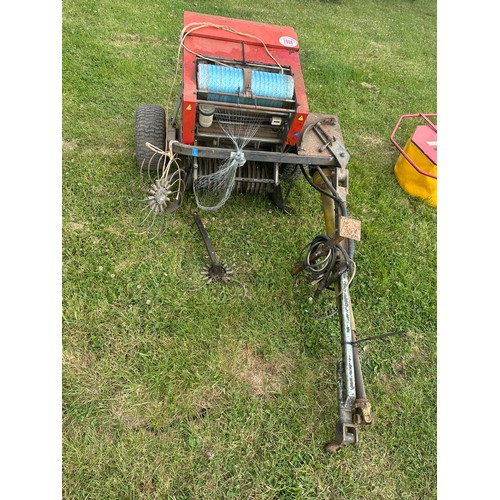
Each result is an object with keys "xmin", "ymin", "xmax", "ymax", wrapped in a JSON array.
[{"xmin": 390, "ymin": 113, "xmax": 437, "ymax": 179}]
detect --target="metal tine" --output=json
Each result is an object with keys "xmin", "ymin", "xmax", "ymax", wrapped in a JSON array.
[
  {"xmin": 143, "ymin": 150, "xmax": 158, "ymax": 185},
  {"xmin": 149, "ymin": 212, "xmax": 167, "ymax": 241},
  {"xmin": 152, "ymin": 150, "xmax": 163, "ymax": 181},
  {"xmin": 138, "ymin": 210, "xmax": 157, "ymax": 235},
  {"xmin": 137, "ymin": 143, "xmax": 189, "ymax": 238},
  {"xmin": 138, "ymin": 206, "xmax": 154, "ymax": 227},
  {"xmin": 139, "ymin": 203, "xmax": 151, "ymax": 212},
  {"xmin": 156, "ymin": 151, "xmax": 164, "ymax": 180},
  {"xmin": 139, "ymin": 158, "xmax": 147, "ymax": 187}
]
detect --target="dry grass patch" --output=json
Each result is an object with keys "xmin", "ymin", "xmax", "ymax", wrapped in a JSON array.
[
  {"xmin": 62, "ymin": 349, "xmax": 92, "ymax": 376},
  {"xmin": 63, "ymin": 139, "xmax": 79, "ymax": 151},
  {"xmin": 225, "ymin": 343, "xmax": 292, "ymax": 396},
  {"xmin": 65, "ymin": 221, "xmax": 86, "ymax": 233},
  {"xmin": 111, "ymin": 385, "xmax": 160, "ymax": 431},
  {"xmin": 357, "ymin": 133, "xmax": 387, "ymax": 149}
]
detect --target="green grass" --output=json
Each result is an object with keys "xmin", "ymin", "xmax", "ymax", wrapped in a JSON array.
[{"xmin": 63, "ymin": 0, "xmax": 437, "ymax": 497}]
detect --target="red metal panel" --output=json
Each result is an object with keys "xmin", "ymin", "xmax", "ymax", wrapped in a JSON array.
[
  {"xmin": 184, "ymin": 11, "xmax": 300, "ymax": 51},
  {"xmin": 412, "ymin": 125, "xmax": 437, "ymax": 165},
  {"xmin": 181, "ymin": 11, "xmax": 309, "ymax": 145},
  {"xmin": 181, "ymin": 45, "xmax": 198, "ymax": 145}
]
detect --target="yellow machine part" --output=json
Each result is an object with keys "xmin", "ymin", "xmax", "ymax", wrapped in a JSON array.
[{"xmin": 394, "ymin": 138, "xmax": 437, "ymax": 207}]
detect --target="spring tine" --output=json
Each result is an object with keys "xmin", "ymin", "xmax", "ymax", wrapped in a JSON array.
[
  {"xmin": 146, "ymin": 152, "xmax": 157, "ymax": 183},
  {"xmin": 147, "ymin": 210, "xmax": 158, "ymax": 231},
  {"xmin": 139, "ymin": 163, "xmax": 144, "ymax": 185},
  {"xmin": 150, "ymin": 213, "xmax": 166, "ymax": 241},
  {"xmin": 157, "ymin": 215, "xmax": 167, "ymax": 239},
  {"xmin": 156, "ymin": 154, "xmax": 162, "ymax": 180},
  {"xmin": 139, "ymin": 208, "xmax": 153, "ymax": 226},
  {"xmin": 139, "ymin": 210, "xmax": 157, "ymax": 235}
]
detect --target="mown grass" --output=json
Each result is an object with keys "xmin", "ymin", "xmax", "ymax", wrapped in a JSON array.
[{"xmin": 63, "ymin": 0, "xmax": 437, "ymax": 497}]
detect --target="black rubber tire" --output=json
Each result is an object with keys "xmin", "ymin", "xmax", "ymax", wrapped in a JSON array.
[
  {"xmin": 280, "ymin": 163, "xmax": 303, "ymax": 181},
  {"xmin": 135, "ymin": 104, "xmax": 166, "ymax": 171}
]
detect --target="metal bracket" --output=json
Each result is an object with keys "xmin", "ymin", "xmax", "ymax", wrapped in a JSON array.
[
  {"xmin": 324, "ymin": 421, "xmax": 359, "ymax": 453},
  {"xmin": 313, "ymin": 122, "xmax": 350, "ymax": 170},
  {"xmin": 242, "ymin": 68, "xmax": 253, "ymax": 98},
  {"xmin": 354, "ymin": 398, "xmax": 374, "ymax": 426}
]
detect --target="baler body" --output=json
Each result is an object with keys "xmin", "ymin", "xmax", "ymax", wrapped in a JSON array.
[{"xmin": 180, "ymin": 11, "xmax": 309, "ymax": 148}]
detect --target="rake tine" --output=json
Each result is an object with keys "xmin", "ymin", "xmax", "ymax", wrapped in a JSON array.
[
  {"xmin": 156, "ymin": 154, "xmax": 162, "ymax": 180},
  {"xmin": 143, "ymin": 154, "xmax": 152, "ymax": 184},
  {"xmin": 140, "ymin": 160, "xmax": 146, "ymax": 186},
  {"xmin": 138, "ymin": 210, "xmax": 157, "ymax": 235},
  {"xmin": 145, "ymin": 210, "xmax": 158, "ymax": 234},
  {"xmin": 162, "ymin": 157, "xmax": 171, "ymax": 181},
  {"xmin": 147, "ymin": 151, "xmax": 159, "ymax": 183},
  {"xmin": 139, "ymin": 207, "xmax": 154, "ymax": 226},
  {"xmin": 150, "ymin": 212, "xmax": 167, "ymax": 241}
]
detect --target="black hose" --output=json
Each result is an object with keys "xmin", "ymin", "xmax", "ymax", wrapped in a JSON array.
[
  {"xmin": 300, "ymin": 165, "xmax": 355, "ymax": 261},
  {"xmin": 298, "ymin": 234, "xmax": 355, "ymax": 298}
]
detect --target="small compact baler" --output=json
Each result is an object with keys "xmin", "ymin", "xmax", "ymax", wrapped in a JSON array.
[{"xmin": 135, "ymin": 11, "xmax": 373, "ymax": 452}]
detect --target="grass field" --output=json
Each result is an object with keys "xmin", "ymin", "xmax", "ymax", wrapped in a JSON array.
[{"xmin": 62, "ymin": 0, "xmax": 437, "ymax": 497}]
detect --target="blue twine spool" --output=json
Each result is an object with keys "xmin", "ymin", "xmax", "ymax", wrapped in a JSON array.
[{"xmin": 197, "ymin": 63, "xmax": 294, "ymax": 107}]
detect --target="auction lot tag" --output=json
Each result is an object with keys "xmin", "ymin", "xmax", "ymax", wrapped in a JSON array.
[{"xmin": 339, "ymin": 216, "xmax": 361, "ymax": 241}]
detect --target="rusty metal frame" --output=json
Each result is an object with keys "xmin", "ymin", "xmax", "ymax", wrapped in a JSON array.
[{"xmin": 171, "ymin": 141, "xmax": 340, "ymax": 167}]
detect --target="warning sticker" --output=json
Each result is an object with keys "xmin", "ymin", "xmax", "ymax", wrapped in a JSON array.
[{"xmin": 279, "ymin": 36, "xmax": 298, "ymax": 48}]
